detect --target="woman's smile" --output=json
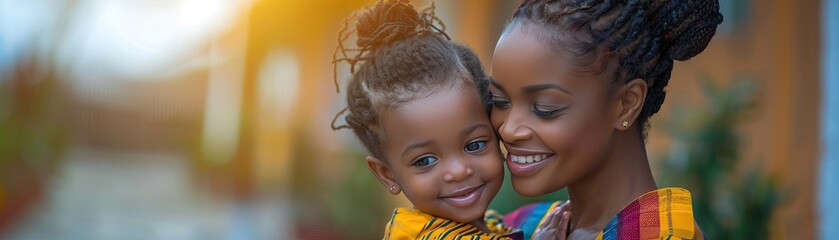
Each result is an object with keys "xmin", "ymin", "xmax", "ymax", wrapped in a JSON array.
[{"xmin": 504, "ymin": 144, "xmax": 557, "ymax": 178}]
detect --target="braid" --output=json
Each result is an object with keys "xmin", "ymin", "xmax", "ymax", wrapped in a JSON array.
[
  {"xmin": 452, "ymin": 43, "xmax": 491, "ymax": 113},
  {"xmin": 332, "ymin": 0, "xmax": 490, "ymax": 159},
  {"xmin": 507, "ymin": 0, "xmax": 723, "ymax": 136}
]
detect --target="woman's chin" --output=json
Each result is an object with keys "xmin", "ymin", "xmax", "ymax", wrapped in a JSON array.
[{"xmin": 511, "ymin": 178, "xmax": 551, "ymax": 197}]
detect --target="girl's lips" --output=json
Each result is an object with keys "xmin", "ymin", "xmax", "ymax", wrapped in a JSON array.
[
  {"xmin": 440, "ymin": 184, "xmax": 485, "ymax": 208},
  {"xmin": 506, "ymin": 152, "xmax": 555, "ymax": 177}
]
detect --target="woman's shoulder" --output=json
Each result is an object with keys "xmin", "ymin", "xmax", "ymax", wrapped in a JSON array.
[
  {"xmin": 502, "ymin": 201, "xmax": 561, "ymax": 228},
  {"xmin": 502, "ymin": 201, "xmax": 564, "ymax": 240},
  {"xmin": 596, "ymin": 187, "xmax": 700, "ymax": 240}
]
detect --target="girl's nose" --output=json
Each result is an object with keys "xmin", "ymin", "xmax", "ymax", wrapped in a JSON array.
[{"xmin": 443, "ymin": 157, "xmax": 474, "ymax": 182}]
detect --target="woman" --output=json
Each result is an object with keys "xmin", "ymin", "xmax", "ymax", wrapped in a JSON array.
[{"xmin": 490, "ymin": 0, "xmax": 723, "ymax": 239}]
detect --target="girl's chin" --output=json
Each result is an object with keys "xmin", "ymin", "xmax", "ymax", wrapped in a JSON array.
[{"xmin": 446, "ymin": 212, "xmax": 484, "ymax": 224}]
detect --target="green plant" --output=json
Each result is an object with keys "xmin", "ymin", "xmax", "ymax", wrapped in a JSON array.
[
  {"xmin": 325, "ymin": 150, "xmax": 392, "ymax": 239},
  {"xmin": 657, "ymin": 77, "xmax": 783, "ymax": 239}
]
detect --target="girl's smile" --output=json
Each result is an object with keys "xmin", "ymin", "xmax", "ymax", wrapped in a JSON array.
[{"xmin": 439, "ymin": 183, "xmax": 486, "ymax": 208}]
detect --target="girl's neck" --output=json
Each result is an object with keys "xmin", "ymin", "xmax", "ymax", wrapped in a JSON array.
[
  {"xmin": 567, "ymin": 130, "xmax": 657, "ymax": 234},
  {"xmin": 469, "ymin": 218, "xmax": 492, "ymax": 233}
]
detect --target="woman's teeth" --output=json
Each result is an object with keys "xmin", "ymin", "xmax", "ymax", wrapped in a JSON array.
[{"xmin": 510, "ymin": 154, "xmax": 549, "ymax": 164}]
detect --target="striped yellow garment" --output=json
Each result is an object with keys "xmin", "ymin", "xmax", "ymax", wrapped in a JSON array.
[
  {"xmin": 594, "ymin": 188, "xmax": 698, "ymax": 240},
  {"xmin": 382, "ymin": 208, "xmax": 522, "ymax": 240}
]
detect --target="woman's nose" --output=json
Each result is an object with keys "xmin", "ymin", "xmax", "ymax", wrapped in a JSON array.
[{"xmin": 497, "ymin": 108, "xmax": 532, "ymax": 144}]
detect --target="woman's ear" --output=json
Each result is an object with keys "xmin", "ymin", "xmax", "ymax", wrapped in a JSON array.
[
  {"xmin": 613, "ymin": 78, "xmax": 648, "ymax": 131},
  {"xmin": 366, "ymin": 156, "xmax": 401, "ymax": 195}
]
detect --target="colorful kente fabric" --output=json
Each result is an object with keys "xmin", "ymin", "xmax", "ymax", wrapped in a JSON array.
[
  {"xmin": 383, "ymin": 207, "xmax": 523, "ymax": 240},
  {"xmin": 504, "ymin": 188, "xmax": 698, "ymax": 240},
  {"xmin": 595, "ymin": 188, "xmax": 697, "ymax": 240}
]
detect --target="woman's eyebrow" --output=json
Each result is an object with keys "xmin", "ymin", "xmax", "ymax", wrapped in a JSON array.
[
  {"xmin": 522, "ymin": 83, "xmax": 573, "ymax": 96},
  {"xmin": 489, "ymin": 77, "xmax": 506, "ymax": 92}
]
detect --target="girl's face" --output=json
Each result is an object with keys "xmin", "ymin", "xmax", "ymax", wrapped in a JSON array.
[
  {"xmin": 489, "ymin": 27, "xmax": 620, "ymax": 196},
  {"xmin": 367, "ymin": 83, "xmax": 504, "ymax": 223}
]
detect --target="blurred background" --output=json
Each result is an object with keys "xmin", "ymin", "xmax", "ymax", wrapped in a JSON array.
[{"xmin": 0, "ymin": 0, "xmax": 836, "ymax": 239}]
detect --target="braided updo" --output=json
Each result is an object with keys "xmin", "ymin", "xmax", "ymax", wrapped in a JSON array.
[
  {"xmin": 508, "ymin": 0, "xmax": 723, "ymax": 135},
  {"xmin": 332, "ymin": 0, "xmax": 490, "ymax": 159}
]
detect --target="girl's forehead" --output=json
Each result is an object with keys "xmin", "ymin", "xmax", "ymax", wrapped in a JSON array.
[{"xmin": 379, "ymin": 87, "xmax": 489, "ymax": 150}]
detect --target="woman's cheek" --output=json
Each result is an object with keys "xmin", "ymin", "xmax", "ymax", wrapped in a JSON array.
[
  {"xmin": 540, "ymin": 121, "xmax": 577, "ymax": 155},
  {"xmin": 489, "ymin": 111, "xmax": 506, "ymax": 132},
  {"xmin": 545, "ymin": 116, "xmax": 603, "ymax": 162}
]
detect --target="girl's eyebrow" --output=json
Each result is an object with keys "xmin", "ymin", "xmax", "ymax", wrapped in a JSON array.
[
  {"xmin": 401, "ymin": 124, "xmax": 489, "ymax": 159},
  {"xmin": 402, "ymin": 140, "xmax": 433, "ymax": 159},
  {"xmin": 461, "ymin": 123, "xmax": 490, "ymax": 139}
]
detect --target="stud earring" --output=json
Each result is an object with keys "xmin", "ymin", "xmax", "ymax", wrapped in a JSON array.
[
  {"xmin": 389, "ymin": 186, "xmax": 396, "ymax": 192},
  {"xmin": 621, "ymin": 121, "xmax": 630, "ymax": 129}
]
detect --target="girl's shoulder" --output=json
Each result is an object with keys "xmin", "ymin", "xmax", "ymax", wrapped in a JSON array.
[
  {"xmin": 382, "ymin": 208, "xmax": 435, "ymax": 239},
  {"xmin": 383, "ymin": 208, "xmax": 523, "ymax": 240}
]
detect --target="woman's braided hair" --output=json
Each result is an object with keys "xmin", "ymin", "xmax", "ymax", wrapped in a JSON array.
[
  {"xmin": 332, "ymin": 0, "xmax": 490, "ymax": 159},
  {"xmin": 508, "ymin": 0, "xmax": 723, "ymax": 135}
]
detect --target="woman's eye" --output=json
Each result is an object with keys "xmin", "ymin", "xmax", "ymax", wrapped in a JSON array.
[
  {"xmin": 465, "ymin": 141, "xmax": 487, "ymax": 152},
  {"xmin": 532, "ymin": 105, "xmax": 565, "ymax": 117},
  {"xmin": 413, "ymin": 156, "xmax": 438, "ymax": 167},
  {"xmin": 490, "ymin": 95, "xmax": 511, "ymax": 109}
]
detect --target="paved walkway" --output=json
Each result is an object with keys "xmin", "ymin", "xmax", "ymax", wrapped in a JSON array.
[{"xmin": 4, "ymin": 147, "xmax": 292, "ymax": 240}]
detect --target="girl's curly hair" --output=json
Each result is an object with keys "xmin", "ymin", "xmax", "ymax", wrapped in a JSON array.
[{"xmin": 332, "ymin": 0, "xmax": 490, "ymax": 159}]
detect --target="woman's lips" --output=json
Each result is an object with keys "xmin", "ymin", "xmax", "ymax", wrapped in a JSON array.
[
  {"xmin": 440, "ymin": 184, "xmax": 485, "ymax": 208},
  {"xmin": 505, "ymin": 151, "xmax": 555, "ymax": 177},
  {"xmin": 508, "ymin": 153, "xmax": 550, "ymax": 164}
]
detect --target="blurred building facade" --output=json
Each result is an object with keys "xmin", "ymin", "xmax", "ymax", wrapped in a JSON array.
[{"xmin": 0, "ymin": 0, "xmax": 834, "ymax": 239}]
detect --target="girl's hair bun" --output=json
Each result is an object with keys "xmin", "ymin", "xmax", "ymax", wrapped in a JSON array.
[{"xmin": 355, "ymin": 0, "xmax": 423, "ymax": 51}]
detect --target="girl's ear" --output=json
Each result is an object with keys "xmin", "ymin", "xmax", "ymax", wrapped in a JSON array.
[
  {"xmin": 366, "ymin": 156, "xmax": 401, "ymax": 195},
  {"xmin": 613, "ymin": 78, "xmax": 648, "ymax": 131}
]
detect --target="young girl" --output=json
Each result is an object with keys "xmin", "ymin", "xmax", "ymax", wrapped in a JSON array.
[
  {"xmin": 490, "ymin": 0, "xmax": 723, "ymax": 239},
  {"xmin": 331, "ymin": 1, "xmax": 571, "ymax": 239}
]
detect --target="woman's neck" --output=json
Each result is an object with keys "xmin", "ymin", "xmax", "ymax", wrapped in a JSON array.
[{"xmin": 567, "ymin": 130, "xmax": 657, "ymax": 234}]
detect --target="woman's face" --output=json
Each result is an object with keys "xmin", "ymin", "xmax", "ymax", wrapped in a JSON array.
[{"xmin": 489, "ymin": 26, "xmax": 620, "ymax": 196}]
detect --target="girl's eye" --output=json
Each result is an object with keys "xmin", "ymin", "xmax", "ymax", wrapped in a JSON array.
[
  {"xmin": 413, "ymin": 156, "xmax": 438, "ymax": 167},
  {"xmin": 465, "ymin": 141, "xmax": 487, "ymax": 152},
  {"xmin": 532, "ymin": 105, "xmax": 566, "ymax": 117},
  {"xmin": 490, "ymin": 95, "xmax": 511, "ymax": 109}
]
